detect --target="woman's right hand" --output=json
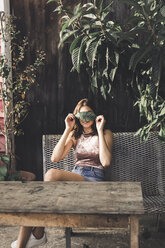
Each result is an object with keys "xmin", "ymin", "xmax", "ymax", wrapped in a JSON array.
[{"xmin": 65, "ymin": 113, "xmax": 75, "ymax": 131}]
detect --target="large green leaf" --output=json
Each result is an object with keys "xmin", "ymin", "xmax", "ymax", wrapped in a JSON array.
[
  {"xmin": 0, "ymin": 166, "xmax": 7, "ymax": 177},
  {"xmin": 75, "ymin": 111, "xmax": 96, "ymax": 121},
  {"xmin": 71, "ymin": 48, "xmax": 80, "ymax": 72},
  {"xmin": 91, "ymin": 71, "xmax": 98, "ymax": 89},
  {"xmin": 69, "ymin": 35, "xmax": 83, "ymax": 54},
  {"xmin": 71, "ymin": 37, "xmax": 87, "ymax": 72},
  {"xmin": 0, "ymin": 155, "xmax": 10, "ymax": 166},
  {"xmin": 58, "ymin": 30, "xmax": 77, "ymax": 47},
  {"xmin": 68, "ymin": 13, "xmax": 81, "ymax": 27},
  {"xmin": 100, "ymin": 83, "xmax": 107, "ymax": 100},
  {"xmin": 94, "ymin": 0, "xmax": 103, "ymax": 12},
  {"xmin": 159, "ymin": 107, "xmax": 165, "ymax": 117},
  {"xmin": 158, "ymin": 124, "xmax": 165, "ymax": 141},
  {"xmin": 102, "ymin": 47, "xmax": 109, "ymax": 79},
  {"xmin": 85, "ymin": 37, "xmax": 102, "ymax": 68},
  {"xmin": 101, "ymin": 2, "xmax": 114, "ymax": 14},
  {"xmin": 61, "ymin": 19, "xmax": 70, "ymax": 32},
  {"xmin": 110, "ymin": 51, "xmax": 119, "ymax": 68},
  {"xmin": 47, "ymin": 0, "xmax": 60, "ymax": 3},
  {"xmin": 83, "ymin": 14, "xmax": 97, "ymax": 19}
]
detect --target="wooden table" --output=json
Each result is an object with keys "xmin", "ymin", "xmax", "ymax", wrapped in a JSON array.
[{"xmin": 0, "ymin": 181, "xmax": 144, "ymax": 248}]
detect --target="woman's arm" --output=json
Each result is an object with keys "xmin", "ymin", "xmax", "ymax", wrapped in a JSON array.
[
  {"xmin": 96, "ymin": 115, "xmax": 113, "ymax": 167},
  {"xmin": 51, "ymin": 113, "xmax": 75, "ymax": 162}
]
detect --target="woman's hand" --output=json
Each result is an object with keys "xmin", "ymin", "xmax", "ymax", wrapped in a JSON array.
[
  {"xmin": 96, "ymin": 115, "xmax": 106, "ymax": 132},
  {"xmin": 65, "ymin": 113, "xmax": 75, "ymax": 131}
]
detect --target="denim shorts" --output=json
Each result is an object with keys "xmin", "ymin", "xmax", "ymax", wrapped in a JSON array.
[{"xmin": 72, "ymin": 165, "xmax": 105, "ymax": 182}]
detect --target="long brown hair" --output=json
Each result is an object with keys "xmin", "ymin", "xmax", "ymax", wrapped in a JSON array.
[{"xmin": 72, "ymin": 98, "xmax": 97, "ymax": 139}]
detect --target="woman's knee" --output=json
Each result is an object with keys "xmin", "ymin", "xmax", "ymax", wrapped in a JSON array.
[
  {"xmin": 20, "ymin": 171, "xmax": 36, "ymax": 181},
  {"xmin": 44, "ymin": 169, "xmax": 63, "ymax": 182}
]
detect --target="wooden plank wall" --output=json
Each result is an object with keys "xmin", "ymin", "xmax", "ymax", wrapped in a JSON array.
[{"xmin": 10, "ymin": 0, "xmax": 141, "ymax": 179}]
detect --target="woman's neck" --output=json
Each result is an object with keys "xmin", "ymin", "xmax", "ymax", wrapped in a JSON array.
[{"xmin": 83, "ymin": 127, "xmax": 93, "ymax": 134}]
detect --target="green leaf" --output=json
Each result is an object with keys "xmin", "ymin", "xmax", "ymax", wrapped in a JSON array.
[
  {"xmin": 89, "ymin": 31, "xmax": 101, "ymax": 38},
  {"xmin": 83, "ymin": 14, "xmax": 97, "ymax": 19},
  {"xmin": 47, "ymin": 0, "xmax": 60, "ymax": 3},
  {"xmin": 91, "ymin": 72, "xmax": 98, "ymax": 88},
  {"xmin": 102, "ymin": 2, "xmax": 114, "ymax": 14},
  {"xmin": 94, "ymin": 0, "xmax": 103, "ymax": 12},
  {"xmin": 71, "ymin": 36, "xmax": 87, "ymax": 72},
  {"xmin": 73, "ymin": 3, "xmax": 81, "ymax": 15},
  {"xmin": 109, "ymin": 51, "xmax": 118, "ymax": 67},
  {"xmin": 102, "ymin": 47, "xmax": 109, "ymax": 79},
  {"xmin": 75, "ymin": 111, "xmax": 96, "ymax": 121},
  {"xmin": 158, "ymin": 125, "xmax": 165, "ymax": 141},
  {"xmin": 159, "ymin": 107, "xmax": 165, "ymax": 117},
  {"xmin": 58, "ymin": 30, "xmax": 77, "ymax": 47},
  {"xmin": 85, "ymin": 38, "xmax": 101, "ymax": 68},
  {"xmin": 0, "ymin": 155, "xmax": 10, "ymax": 166},
  {"xmin": 100, "ymin": 84, "xmax": 107, "ymax": 100},
  {"xmin": 68, "ymin": 13, "xmax": 81, "ymax": 26},
  {"xmin": 61, "ymin": 19, "xmax": 70, "ymax": 32},
  {"xmin": 109, "ymin": 67, "xmax": 117, "ymax": 82},
  {"xmin": 69, "ymin": 35, "xmax": 83, "ymax": 54},
  {"xmin": 0, "ymin": 166, "xmax": 7, "ymax": 177}
]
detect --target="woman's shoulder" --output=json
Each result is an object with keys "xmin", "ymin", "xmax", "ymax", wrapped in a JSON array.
[
  {"xmin": 104, "ymin": 129, "xmax": 113, "ymax": 136},
  {"xmin": 69, "ymin": 131, "xmax": 77, "ymax": 147}
]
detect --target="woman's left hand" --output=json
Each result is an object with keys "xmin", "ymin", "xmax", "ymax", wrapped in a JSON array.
[{"xmin": 96, "ymin": 115, "xmax": 106, "ymax": 132}]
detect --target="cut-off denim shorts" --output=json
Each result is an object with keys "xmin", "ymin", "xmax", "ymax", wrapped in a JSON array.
[{"xmin": 72, "ymin": 165, "xmax": 105, "ymax": 182}]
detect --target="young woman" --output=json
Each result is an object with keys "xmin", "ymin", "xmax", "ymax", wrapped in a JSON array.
[{"xmin": 11, "ymin": 98, "xmax": 113, "ymax": 248}]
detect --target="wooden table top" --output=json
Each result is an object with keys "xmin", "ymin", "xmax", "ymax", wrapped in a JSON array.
[{"xmin": 0, "ymin": 181, "xmax": 144, "ymax": 215}]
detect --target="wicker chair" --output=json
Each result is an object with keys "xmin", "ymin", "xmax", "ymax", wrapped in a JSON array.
[{"xmin": 42, "ymin": 132, "xmax": 165, "ymax": 214}]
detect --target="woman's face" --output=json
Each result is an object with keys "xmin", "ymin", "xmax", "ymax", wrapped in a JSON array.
[{"xmin": 79, "ymin": 106, "xmax": 95, "ymax": 129}]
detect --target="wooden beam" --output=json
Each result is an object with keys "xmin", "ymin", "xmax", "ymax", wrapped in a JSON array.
[
  {"xmin": 0, "ymin": 213, "xmax": 128, "ymax": 228},
  {"xmin": 130, "ymin": 215, "xmax": 139, "ymax": 248}
]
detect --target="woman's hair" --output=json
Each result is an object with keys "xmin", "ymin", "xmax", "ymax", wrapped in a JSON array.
[{"xmin": 72, "ymin": 98, "xmax": 97, "ymax": 139}]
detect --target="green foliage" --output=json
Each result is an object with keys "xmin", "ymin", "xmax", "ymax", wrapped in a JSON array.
[
  {"xmin": 135, "ymin": 85, "xmax": 165, "ymax": 141},
  {"xmin": 118, "ymin": 0, "xmax": 165, "ymax": 141},
  {"xmin": 0, "ymin": 155, "xmax": 20, "ymax": 181},
  {"xmin": 0, "ymin": 16, "xmax": 45, "ymax": 135},
  {"xmin": 53, "ymin": 0, "xmax": 121, "ymax": 99}
]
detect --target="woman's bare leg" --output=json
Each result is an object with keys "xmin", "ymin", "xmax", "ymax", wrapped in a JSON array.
[
  {"xmin": 44, "ymin": 168, "xmax": 85, "ymax": 182},
  {"xmin": 20, "ymin": 171, "xmax": 36, "ymax": 181},
  {"xmin": 16, "ymin": 227, "xmax": 33, "ymax": 248}
]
